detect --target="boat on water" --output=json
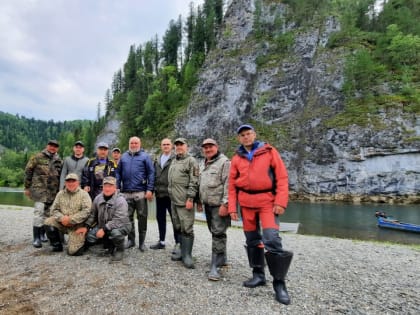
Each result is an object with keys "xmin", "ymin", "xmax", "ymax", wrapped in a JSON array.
[{"xmin": 375, "ymin": 211, "xmax": 420, "ymax": 233}]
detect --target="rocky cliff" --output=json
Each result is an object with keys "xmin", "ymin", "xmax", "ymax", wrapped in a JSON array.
[{"xmin": 175, "ymin": 0, "xmax": 420, "ymax": 203}]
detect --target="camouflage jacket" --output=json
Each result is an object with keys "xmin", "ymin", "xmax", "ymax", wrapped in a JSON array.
[
  {"xmin": 24, "ymin": 149, "xmax": 62, "ymax": 203},
  {"xmin": 51, "ymin": 187, "xmax": 92, "ymax": 224},
  {"xmin": 168, "ymin": 153, "xmax": 199, "ymax": 206},
  {"xmin": 199, "ymin": 152, "xmax": 230, "ymax": 206}
]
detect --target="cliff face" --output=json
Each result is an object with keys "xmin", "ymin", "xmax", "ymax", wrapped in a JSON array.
[{"xmin": 175, "ymin": 0, "xmax": 420, "ymax": 203}]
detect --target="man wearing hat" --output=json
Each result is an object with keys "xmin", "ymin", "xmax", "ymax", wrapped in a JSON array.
[
  {"xmin": 228, "ymin": 124, "xmax": 293, "ymax": 305},
  {"xmin": 24, "ymin": 140, "xmax": 63, "ymax": 248},
  {"xmin": 44, "ymin": 173, "xmax": 92, "ymax": 254},
  {"xmin": 79, "ymin": 176, "xmax": 131, "ymax": 262},
  {"xmin": 81, "ymin": 142, "xmax": 117, "ymax": 200},
  {"xmin": 111, "ymin": 147, "xmax": 122, "ymax": 165},
  {"xmin": 168, "ymin": 137, "xmax": 199, "ymax": 268},
  {"xmin": 59, "ymin": 140, "xmax": 89, "ymax": 190},
  {"xmin": 197, "ymin": 138, "xmax": 231, "ymax": 280}
]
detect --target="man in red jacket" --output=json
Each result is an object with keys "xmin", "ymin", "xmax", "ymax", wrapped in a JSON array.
[{"xmin": 228, "ymin": 124, "xmax": 293, "ymax": 305}]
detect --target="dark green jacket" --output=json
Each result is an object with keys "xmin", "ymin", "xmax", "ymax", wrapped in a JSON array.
[{"xmin": 154, "ymin": 153, "xmax": 175, "ymax": 198}]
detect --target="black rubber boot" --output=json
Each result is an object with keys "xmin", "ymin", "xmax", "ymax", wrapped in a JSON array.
[
  {"xmin": 208, "ymin": 253, "xmax": 221, "ymax": 281},
  {"xmin": 216, "ymin": 251, "xmax": 227, "ymax": 267},
  {"xmin": 32, "ymin": 226, "xmax": 42, "ymax": 248},
  {"xmin": 138, "ymin": 231, "xmax": 146, "ymax": 252},
  {"xmin": 181, "ymin": 235, "xmax": 194, "ymax": 269},
  {"xmin": 243, "ymin": 245, "xmax": 266, "ymax": 288},
  {"xmin": 39, "ymin": 226, "xmax": 48, "ymax": 242},
  {"xmin": 111, "ymin": 240, "xmax": 125, "ymax": 263},
  {"xmin": 265, "ymin": 251, "xmax": 293, "ymax": 305},
  {"xmin": 171, "ymin": 242, "xmax": 182, "ymax": 261},
  {"xmin": 45, "ymin": 226, "xmax": 63, "ymax": 252}
]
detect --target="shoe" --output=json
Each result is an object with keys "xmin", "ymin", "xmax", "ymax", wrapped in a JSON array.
[
  {"xmin": 139, "ymin": 243, "xmax": 147, "ymax": 252},
  {"xmin": 110, "ymin": 249, "xmax": 123, "ymax": 262},
  {"xmin": 125, "ymin": 239, "xmax": 135, "ymax": 249},
  {"xmin": 150, "ymin": 241, "xmax": 165, "ymax": 250}
]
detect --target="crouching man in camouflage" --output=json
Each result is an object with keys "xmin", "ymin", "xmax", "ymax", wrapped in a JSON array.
[
  {"xmin": 78, "ymin": 176, "xmax": 131, "ymax": 262},
  {"xmin": 44, "ymin": 173, "xmax": 92, "ymax": 254}
]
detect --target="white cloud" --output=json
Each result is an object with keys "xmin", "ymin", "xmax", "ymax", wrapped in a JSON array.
[{"xmin": 0, "ymin": 0, "xmax": 204, "ymax": 121}]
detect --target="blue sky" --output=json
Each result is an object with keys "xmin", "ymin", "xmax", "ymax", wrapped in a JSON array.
[{"xmin": 0, "ymin": 0, "xmax": 203, "ymax": 121}]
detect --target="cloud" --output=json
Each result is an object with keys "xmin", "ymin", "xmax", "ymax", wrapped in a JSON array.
[{"xmin": 0, "ymin": 0, "xmax": 203, "ymax": 121}]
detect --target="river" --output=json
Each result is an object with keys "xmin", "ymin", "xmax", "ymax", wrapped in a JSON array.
[{"xmin": 1, "ymin": 188, "xmax": 419, "ymax": 245}]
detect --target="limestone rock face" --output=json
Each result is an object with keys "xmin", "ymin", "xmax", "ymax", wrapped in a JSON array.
[{"xmin": 175, "ymin": 0, "xmax": 420, "ymax": 203}]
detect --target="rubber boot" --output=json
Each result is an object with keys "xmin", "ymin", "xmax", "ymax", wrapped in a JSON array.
[
  {"xmin": 208, "ymin": 253, "xmax": 221, "ymax": 281},
  {"xmin": 243, "ymin": 245, "xmax": 266, "ymax": 288},
  {"xmin": 32, "ymin": 226, "xmax": 42, "ymax": 248},
  {"xmin": 45, "ymin": 226, "xmax": 63, "ymax": 252},
  {"xmin": 181, "ymin": 235, "xmax": 194, "ymax": 269},
  {"xmin": 138, "ymin": 231, "xmax": 146, "ymax": 252},
  {"xmin": 39, "ymin": 226, "xmax": 48, "ymax": 242},
  {"xmin": 111, "ymin": 240, "xmax": 124, "ymax": 263},
  {"xmin": 216, "ymin": 251, "xmax": 227, "ymax": 267},
  {"xmin": 265, "ymin": 251, "xmax": 293, "ymax": 305},
  {"xmin": 171, "ymin": 242, "xmax": 182, "ymax": 261}
]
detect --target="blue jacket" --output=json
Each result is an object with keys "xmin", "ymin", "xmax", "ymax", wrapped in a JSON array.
[{"xmin": 116, "ymin": 149, "xmax": 155, "ymax": 192}]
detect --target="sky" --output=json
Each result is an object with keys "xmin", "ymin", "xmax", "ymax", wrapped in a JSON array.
[{"xmin": 0, "ymin": 0, "xmax": 204, "ymax": 122}]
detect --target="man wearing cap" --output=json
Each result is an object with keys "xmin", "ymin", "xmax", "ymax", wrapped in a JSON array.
[
  {"xmin": 24, "ymin": 140, "xmax": 62, "ymax": 248},
  {"xmin": 59, "ymin": 140, "xmax": 89, "ymax": 190},
  {"xmin": 228, "ymin": 124, "xmax": 293, "ymax": 305},
  {"xmin": 168, "ymin": 137, "xmax": 199, "ymax": 268},
  {"xmin": 44, "ymin": 173, "xmax": 92, "ymax": 254},
  {"xmin": 197, "ymin": 138, "xmax": 231, "ymax": 280},
  {"xmin": 116, "ymin": 136, "xmax": 155, "ymax": 251},
  {"xmin": 111, "ymin": 148, "xmax": 122, "ymax": 165},
  {"xmin": 150, "ymin": 138, "xmax": 180, "ymax": 251},
  {"xmin": 81, "ymin": 142, "xmax": 117, "ymax": 200},
  {"xmin": 79, "ymin": 176, "xmax": 131, "ymax": 262}
]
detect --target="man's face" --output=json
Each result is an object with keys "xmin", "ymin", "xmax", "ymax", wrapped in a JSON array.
[
  {"xmin": 129, "ymin": 138, "xmax": 141, "ymax": 151},
  {"xmin": 202, "ymin": 144, "xmax": 218, "ymax": 159},
  {"xmin": 161, "ymin": 140, "xmax": 172, "ymax": 154},
  {"xmin": 73, "ymin": 145, "xmax": 84, "ymax": 156},
  {"xmin": 96, "ymin": 147, "xmax": 108, "ymax": 159},
  {"xmin": 64, "ymin": 179, "xmax": 79, "ymax": 192},
  {"xmin": 112, "ymin": 151, "xmax": 121, "ymax": 161},
  {"xmin": 238, "ymin": 129, "xmax": 257, "ymax": 148},
  {"xmin": 174, "ymin": 143, "xmax": 187, "ymax": 155},
  {"xmin": 47, "ymin": 144, "xmax": 59, "ymax": 154},
  {"xmin": 102, "ymin": 183, "xmax": 116, "ymax": 196}
]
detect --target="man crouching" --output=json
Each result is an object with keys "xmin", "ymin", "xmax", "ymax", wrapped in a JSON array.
[
  {"xmin": 77, "ymin": 176, "xmax": 131, "ymax": 262},
  {"xmin": 44, "ymin": 173, "xmax": 92, "ymax": 255}
]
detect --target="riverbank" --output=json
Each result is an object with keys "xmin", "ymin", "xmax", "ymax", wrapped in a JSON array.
[{"xmin": 1, "ymin": 206, "xmax": 419, "ymax": 315}]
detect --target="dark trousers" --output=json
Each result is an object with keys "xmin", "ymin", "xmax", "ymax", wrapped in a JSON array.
[{"xmin": 156, "ymin": 196, "xmax": 180, "ymax": 244}]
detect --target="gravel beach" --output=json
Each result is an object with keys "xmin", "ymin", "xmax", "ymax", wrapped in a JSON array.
[{"xmin": 0, "ymin": 206, "xmax": 419, "ymax": 315}]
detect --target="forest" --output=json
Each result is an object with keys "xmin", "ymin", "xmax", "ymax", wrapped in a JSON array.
[{"xmin": 0, "ymin": 0, "xmax": 419, "ymax": 187}]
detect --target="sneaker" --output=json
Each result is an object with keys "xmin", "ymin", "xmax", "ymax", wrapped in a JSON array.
[{"xmin": 150, "ymin": 241, "xmax": 165, "ymax": 250}]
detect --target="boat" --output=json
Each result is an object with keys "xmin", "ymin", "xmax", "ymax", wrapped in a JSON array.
[{"xmin": 375, "ymin": 211, "xmax": 420, "ymax": 233}]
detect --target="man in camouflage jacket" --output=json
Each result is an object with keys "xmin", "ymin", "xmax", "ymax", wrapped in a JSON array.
[{"xmin": 24, "ymin": 140, "xmax": 62, "ymax": 248}]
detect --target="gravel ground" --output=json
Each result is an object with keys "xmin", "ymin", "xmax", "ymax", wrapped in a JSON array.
[{"xmin": 0, "ymin": 206, "xmax": 419, "ymax": 315}]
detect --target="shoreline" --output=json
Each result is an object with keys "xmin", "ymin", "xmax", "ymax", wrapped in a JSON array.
[{"xmin": 1, "ymin": 206, "xmax": 419, "ymax": 314}]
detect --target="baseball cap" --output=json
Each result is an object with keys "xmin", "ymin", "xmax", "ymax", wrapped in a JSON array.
[
  {"xmin": 103, "ymin": 176, "xmax": 116, "ymax": 185},
  {"xmin": 48, "ymin": 139, "xmax": 59, "ymax": 147},
  {"xmin": 112, "ymin": 147, "xmax": 121, "ymax": 153},
  {"xmin": 65, "ymin": 173, "xmax": 79, "ymax": 181},
  {"xmin": 97, "ymin": 142, "xmax": 109, "ymax": 149},
  {"xmin": 201, "ymin": 138, "xmax": 218, "ymax": 147},
  {"xmin": 236, "ymin": 124, "xmax": 254, "ymax": 134},
  {"xmin": 174, "ymin": 138, "xmax": 187, "ymax": 145},
  {"xmin": 74, "ymin": 141, "xmax": 84, "ymax": 147}
]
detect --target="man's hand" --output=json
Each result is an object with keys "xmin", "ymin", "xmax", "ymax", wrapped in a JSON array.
[
  {"xmin": 75, "ymin": 227, "xmax": 88, "ymax": 236},
  {"xmin": 61, "ymin": 215, "xmax": 72, "ymax": 227},
  {"xmin": 96, "ymin": 228, "xmax": 105, "ymax": 239},
  {"xmin": 230, "ymin": 212, "xmax": 239, "ymax": 221},
  {"xmin": 84, "ymin": 186, "xmax": 91, "ymax": 192},
  {"xmin": 273, "ymin": 205, "xmax": 285, "ymax": 215},
  {"xmin": 219, "ymin": 204, "xmax": 229, "ymax": 217},
  {"xmin": 186, "ymin": 199, "xmax": 194, "ymax": 210},
  {"xmin": 24, "ymin": 189, "xmax": 31, "ymax": 197},
  {"xmin": 196, "ymin": 202, "xmax": 203, "ymax": 212},
  {"xmin": 145, "ymin": 191, "xmax": 153, "ymax": 201}
]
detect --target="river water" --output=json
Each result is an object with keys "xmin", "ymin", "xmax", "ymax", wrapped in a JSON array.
[{"xmin": 1, "ymin": 188, "xmax": 419, "ymax": 245}]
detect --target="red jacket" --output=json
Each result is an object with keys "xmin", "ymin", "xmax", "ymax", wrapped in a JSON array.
[{"xmin": 228, "ymin": 141, "xmax": 288, "ymax": 212}]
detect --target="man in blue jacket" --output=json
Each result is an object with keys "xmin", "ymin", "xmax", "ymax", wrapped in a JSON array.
[{"xmin": 116, "ymin": 136, "xmax": 155, "ymax": 251}]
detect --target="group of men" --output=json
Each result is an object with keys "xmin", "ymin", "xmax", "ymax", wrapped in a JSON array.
[{"xmin": 24, "ymin": 124, "xmax": 293, "ymax": 305}]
